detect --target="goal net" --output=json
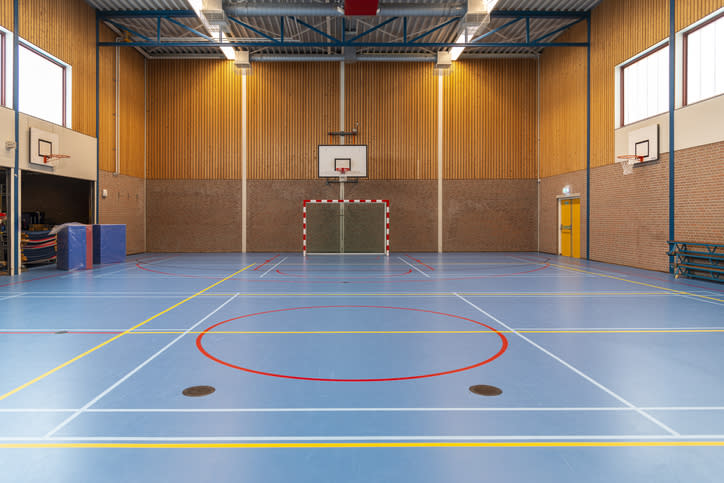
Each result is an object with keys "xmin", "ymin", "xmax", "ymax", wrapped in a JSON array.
[{"xmin": 303, "ymin": 200, "xmax": 389, "ymax": 255}]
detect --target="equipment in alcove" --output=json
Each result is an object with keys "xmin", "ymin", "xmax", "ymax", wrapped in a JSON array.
[{"xmin": 21, "ymin": 230, "xmax": 57, "ymax": 266}]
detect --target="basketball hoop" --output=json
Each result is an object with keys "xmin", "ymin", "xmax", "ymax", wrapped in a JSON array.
[
  {"xmin": 41, "ymin": 154, "xmax": 70, "ymax": 165},
  {"xmin": 336, "ymin": 167, "xmax": 350, "ymax": 182},
  {"xmin": 617, "ymin": 154, "xmax": 643, "ymax": 175}
]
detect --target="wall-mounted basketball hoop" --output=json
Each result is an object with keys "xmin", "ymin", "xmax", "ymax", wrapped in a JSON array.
[{"xmin": 617, "ymin": 154, "xmax": 644, "ymax": 175}]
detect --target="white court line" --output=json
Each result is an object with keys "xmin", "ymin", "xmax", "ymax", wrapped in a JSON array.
[
  {"xmin": 5, "ymin": 326, "xmax": 724, "ymax": 334},
  {"xmin": 454, "ymin": 293, "xmax": 680, "ymax": 437},
  {"xmin": 8, "ymin": 405, "xmax": 724, "ymax": 414},
  {"xmin": 93, "ymin": 264, "xmax": 141, "ymax": 279},
  {"xmin": 260, "ymin": 256, "xmax": 287, "ymax": 278},
  {"xmin": 0, "ymin": 294, "xmax": 23, "ymax": 301},
  {"xmin": 398, "ymin": 257, "xmax": 430, "ymax": 278},
  {"xmin": 680, "ymin": 294, "xmax": 724, "ymax": 307},
  {"xmin": 43, "ymin": 293, "xmax": 240, "ymax": 439},
  {"xmin": 4, "ymin": 434, "xmax": 724, "ymax": 442}
]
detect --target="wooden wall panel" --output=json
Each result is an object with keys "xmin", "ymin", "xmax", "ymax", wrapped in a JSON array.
[
  {"xmin": 345, "ymin": 62, "xmax": 436, "ymax": 180},
  {"xmin": 98, "ymin": 27, "xmax": 115, "ymax": 174},
  {"xmin": 540, "ymin": 23, "xmax": 587, "ymax": 178},
  {"xmin": 147, "ymin": 59, "xmax": 244, "ymax": 180},
  {"xmin": 443, "ymin": 59, "xmax": 537, "ymax": 179},
  {"xmin": 248, "ymin": 63, "xmax": 338, "ymax": 180},
  {"xmin": 542, "ymin": 0, "xmax": 723, "ymax": 176},
  {"xmin": 0, "ymin": 0, "xmax": 11, "ymax": 31},
  {"xmin": 119, "ymin": 46, "xmax": 145, "ymax": 178}
]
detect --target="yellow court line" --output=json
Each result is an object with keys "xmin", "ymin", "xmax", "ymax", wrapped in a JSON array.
[
  {"xmin": 2, "ymin": 441, "xmax": 724, "ymax": 449},
  {"xmin": 549, "ymin": 262, "xmax": 724, "ymax": 304},
  {"xmin": 129, "ymin": 329, "xmax": 724, "ymax": 335},
  {"xmin": 0, "ymin": 263, "xmax": 255, "ymax": 402},
  {"xmin": 199, "ymin": 292, "xmax": 671, "ymax": 297}
]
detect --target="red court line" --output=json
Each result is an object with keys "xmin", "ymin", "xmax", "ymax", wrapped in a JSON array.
[
  {"xmin": 196, "ymin": 305, "xmax": 508, "ymax": 382},
  {"xmin": 405, "ymin": 254, "xmax": 435, "ymax": 271},
  {"xmin": 253, "ymin": 254, "xmax": 281, "ymax": 271},
  {"xmin": 133, "ymin": 263, "xmax": 550, "ymax": 284},
  {"xmin": 0, "ymin": 331, "xmax": 122, "ymax": 335}
]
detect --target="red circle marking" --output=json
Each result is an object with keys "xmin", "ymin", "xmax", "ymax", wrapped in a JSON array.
[{"xmin": 196, "ymin": 305, "xmax": 508, "ymax": 382}]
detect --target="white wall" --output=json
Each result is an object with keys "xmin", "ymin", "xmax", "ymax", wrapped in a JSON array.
[
  {"xmin": 18, "ymin": 113, "xmax": 97, "ymax": 181},
  {"xmin": 0, "ymin": 106, "xmax": 14, "ymax": 168},
  {"xmin": 0, "ymin": 108, "xmax": 97, "ymax": 179},
  {"xmin": 615, "ymin": 93, "xmax": 724, "ymax": 159}
]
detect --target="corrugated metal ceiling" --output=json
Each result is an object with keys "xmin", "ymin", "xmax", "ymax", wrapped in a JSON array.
[{"xmin": 87, "ymin": 1, "xmax": 599, "ymax": 58}]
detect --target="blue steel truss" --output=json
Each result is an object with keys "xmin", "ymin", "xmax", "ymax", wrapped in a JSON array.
[{"xmin": 96, "ymin": 9, "xmax": 590, "ymax": 50}]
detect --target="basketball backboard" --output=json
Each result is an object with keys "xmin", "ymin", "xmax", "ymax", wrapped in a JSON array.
[
  {"xmin": 626, "ymin": 124, "xmax": 659, "ymax": 162},
  {"xmin": 318, "ymin": 145, "xmax": 368, "ymax": 178}
]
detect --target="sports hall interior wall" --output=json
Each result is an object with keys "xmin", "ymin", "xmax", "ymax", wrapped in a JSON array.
[
  {"xmin": 146, "ymin": 59, "xmax": 537, "ymax": 252},
  {"xmin": 0, "ymin": 0, "xmax": 147, "ymax": 254},
  {"xmin": 540, "ymin": 0, "xmax": 724, "ymax": 271}
]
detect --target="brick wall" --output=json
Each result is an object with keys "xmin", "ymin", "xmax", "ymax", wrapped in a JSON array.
[
  {"xmin": 675, "ymin": 141, "xmax": 724, "ymax": 243},
  {"xmin": 590, "ymin": 156, "xmax": 669, "ymax": 271},
  {"xmin": 443, "ymin": 180, "xmax": 537, "ymax": 252},
  {"xmin": 99, "ymin": 171, "xmax": 145, "ymax": 254},
  {"xmin": 148, "ymin": 179, "xmax": 535, "ymax": 253}
]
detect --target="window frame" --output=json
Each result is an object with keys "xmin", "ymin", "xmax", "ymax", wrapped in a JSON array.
[
  {"xmin": 619, "ymin": 42, "xmax": 669, "ymax": 127},
  {"xmin": 18, "ymin": 41, "xmax": 68, "ymax": 126},
  {"xmin": 683, "ymin": 11, "xmax": 724, "ymax": 106},
  {"xmin": 1, "ymin": 31, "xmax": 5, "ymax": 107}
]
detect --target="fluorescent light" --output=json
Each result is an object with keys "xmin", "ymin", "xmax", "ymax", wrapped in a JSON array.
[
  {"xmin": 188, "ymin": 0, "xmax": 203, "ymax": 17},
  {"xmin": 450, "ymin": 32, "xmax": 467, "ymax": 61},
  {"xmin": 188, "ymin": 0, "xmax": 235, "ymax": 61},
  {"xmin": 220, "ymin": 44, "xmax": 235, "ymax": 60}
]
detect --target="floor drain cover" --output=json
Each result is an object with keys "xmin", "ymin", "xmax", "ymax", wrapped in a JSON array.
[
  {"xmin": 55, "ymin": 330, "xmax": 68, "ymax": 334},
  {"xmin": 469, "ymin": 385, "xmax": 502, "ymax": 396},
  {"xmin": 182, "ymin": 385, "xmax": 216, "ymax": 397}
]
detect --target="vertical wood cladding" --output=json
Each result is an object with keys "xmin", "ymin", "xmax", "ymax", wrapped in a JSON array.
[
  {"xmin": 345, "ymin": 62, "xmax": 436, "ymax": 180},
  {"xmin": 248, "ymin": 62, "xmax": 339, "ymax": 180},
  {"xmin": 0, "ymin": 1, "xmax": 11, "ymax": 31},
  {"xmin": 443, "ymin": 59, "xmax": 537, "ymax": 179},
  {"xmin": 542, "ymin": 0, "xmax": 723, "ymax": 176},
  {"xmin": 540, "ymin": 24, "xmax": 587, "ymax": 178},
  {"xmin": 147, "ymin": 59, "xmax": 244, "ymax": 180},
  {"xmin": 98, "ymin": 30, "xmax": 146, "ymax": 177}
]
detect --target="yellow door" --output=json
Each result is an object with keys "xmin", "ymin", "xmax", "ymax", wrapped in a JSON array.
[
  {"xmin": 571, "ymin": 198, "xmax": 580, "ymax": 258},
  {"xmin": 560, "ymin": 200, "xmax": 572, "ymax": 257},
  {"xmin": 559, "ymin": 198, "xmax": 580, "ymax": 258}
]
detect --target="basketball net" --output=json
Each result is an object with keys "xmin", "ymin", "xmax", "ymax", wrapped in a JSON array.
[
  {"xmin": 617, "ymin": 155, "xmax": 643, "ymax": 176},
  {"xmin": 336, "ymin": 167, "xmax": 349, "ymax": 183}
]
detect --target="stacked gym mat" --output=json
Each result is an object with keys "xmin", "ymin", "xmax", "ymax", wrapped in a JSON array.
[{"xmin": 21, "ymin": 230, "xmax": 57, "ymax": 265}]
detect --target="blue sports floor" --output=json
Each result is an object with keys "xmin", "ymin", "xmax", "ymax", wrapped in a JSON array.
[{"xmin": 2, "ymin": 252, "xmax": 724, "ymax": 482}]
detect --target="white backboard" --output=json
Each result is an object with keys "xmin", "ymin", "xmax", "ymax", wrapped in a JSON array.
[
  {"xmin": 29, "ymin": 127, "xmax": 60, "ymax": 168},
  {"xmin": 626, "ymin": 124, "xmax": 659, "ymax": 162},
  {"xmin": 318, "ymin": 145, "xmax": 368, "ymax": 178}
]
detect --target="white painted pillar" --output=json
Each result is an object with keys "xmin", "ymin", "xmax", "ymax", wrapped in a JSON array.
[
  {"xmin": 437, "ymin": 75, "xmax": 443, "ymax": 253},
  {"xmin": 241, "ymin": 72, "xmax": 248, "ymax": 253}
]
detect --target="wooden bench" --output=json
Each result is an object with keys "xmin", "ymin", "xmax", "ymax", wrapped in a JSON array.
[{"xmin": 668, "ymin": 241, "xmax": 724, "ymax": 283}]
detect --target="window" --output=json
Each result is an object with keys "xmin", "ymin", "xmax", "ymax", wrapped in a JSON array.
[
  {"xmin": 18, "ymin": 43, "xmax": 66, "ymax": 126},
  {"xmin": 685, "ymin": 12, "xmax": 724, "ymax": 105},
  {"xmin": 621, "ymin": 43, "xmax": 669, "ymax": 126}
]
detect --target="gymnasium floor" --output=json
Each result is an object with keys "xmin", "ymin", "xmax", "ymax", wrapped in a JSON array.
[{"xmin": 1, "ymin": 252, "xmax": 724, "ymax": 482}]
